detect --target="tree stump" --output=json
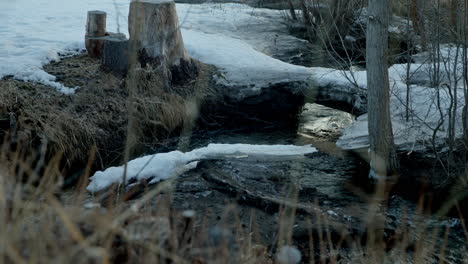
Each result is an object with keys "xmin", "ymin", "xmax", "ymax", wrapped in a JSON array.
[
  {"xmin": 101, "ymin": 34, "xmax": 129, "ymax": 75},
  {"xmin": 85, "ymin": 10, "xmax": 107, "ymax": 58},
  {"xmin": 128, "ymin": 0, "xmax": 198, "ymax": 85}
]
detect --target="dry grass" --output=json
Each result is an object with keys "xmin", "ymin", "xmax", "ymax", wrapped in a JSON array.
[
  {"xmin": 0, "ymin": 150, "xmax": 466, "ymax": 263},
  {"xmin": 0, "ymin": 47, "xmax": 465, "ymax": 264},
  {"xmin": 0, "ymin": 54, "xmax": 215, "ymax": 179},
  {"xmin": 124, "ymin": 61, "xmax": 215, "ymax": 156},
  {"xmin": 0, "ymin": 63, "xmax": 128, "ymax": 172},
  {"xmin": 0, "ymin": 147, "xmax": 274, "ymax": 263}
]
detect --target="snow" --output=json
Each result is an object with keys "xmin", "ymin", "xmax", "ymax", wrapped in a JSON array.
[
  {"xmin": 2, "ymin": 1, "xmax": 465, "ymax": 152},
  {"xmin": 327, "ymin": 49, "xmax": 466, "ymax": 151},
  {"xmin": 0, "ymin": 0, "xmax": 127, "ymax": 93},
  {"xmin": 178, "ymin": 4, "xmax": 314, "ymax": 92},
  {"xmin": 327, "ymin": 210, "xmax": 338, "ymax": 217},
  {"xmin": 324, "ymin": 8, "xmax": 466, "ymax": 152},
  {"xmin": 87, "ymin": 143, "xmax": 317, "ymax": 192},
  {"xmin": 310, "ymin": 66, "xmax": 368, "ymax": 113},
  {"xmin": 182, "ymin": 30, "xmax": 313, "ymax": 98},
  {"xmin": 1, "ymin": 1, "xmax": 312, "ymax": 95}
]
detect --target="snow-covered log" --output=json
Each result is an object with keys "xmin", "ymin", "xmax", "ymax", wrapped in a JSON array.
[
  {"xmin": 128, "ymin": 0, "xmax": 198, "ymax": 84},
  {"xmin": 85, "ymin": 10, "xmax": 107, "ymax": 58}
]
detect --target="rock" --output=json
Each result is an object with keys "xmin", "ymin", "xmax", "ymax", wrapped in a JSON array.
[{"xmin": 298, "ymin": 103, "xmax": 355, "ymax": 140}]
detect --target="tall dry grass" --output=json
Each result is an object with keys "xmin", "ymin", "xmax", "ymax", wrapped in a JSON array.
[{"xmin": 0, "ymin": 138, "xmax": 466, "ymax": 264}]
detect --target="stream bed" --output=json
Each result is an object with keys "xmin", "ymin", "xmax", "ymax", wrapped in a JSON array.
[
  {"xmin": 1, "ymin": 0, "xmax": 465, "ymax": 262},
  {"xmin": 139, "ymin": 102, "xmax": 467, "ymax": 263}
]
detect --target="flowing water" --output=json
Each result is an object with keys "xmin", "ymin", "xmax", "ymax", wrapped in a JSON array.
[{"xmin": 172, "ymin": 100, "xmax": 467, "ymax": 262}]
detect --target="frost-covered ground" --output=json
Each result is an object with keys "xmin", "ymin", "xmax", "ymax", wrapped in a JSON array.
[
  {"xmin": 0, "ymin": 0, "xmax": 313, "ymax": 95},
  {"xmin": 87, "ymin": 143, "xmax": 316, "ymax": 192}
]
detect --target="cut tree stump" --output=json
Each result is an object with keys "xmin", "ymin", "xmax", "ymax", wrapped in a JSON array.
[
  {"xmin": 85, "ymin": 10, "xmax": 107, "ymax": 58},
  {"xmin": 128, "ymin": 0, "xmax": 198, "ymax": 85},
  {"xmin": 101, "ymin": 33, "xmax": 129, "ymax": 75},
  {"xmin": 85, "ymin": 36, "xmax": 106, "ymax": 58},
  {"xmin": 86, "ymin": 10, "xmax": 107, "ymax": 36}
]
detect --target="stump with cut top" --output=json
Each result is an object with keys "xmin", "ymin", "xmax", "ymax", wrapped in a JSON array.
[
  {"xmin": 85, "ymin": 10, "xmax": 107, "ymax": 58},
  {"xmin": 128, "ymin": 0, "xmax": 199, "ymax": 85},
  {"xmin": 101, "ymin": 33, "xmax": 129, "ymax": 75}
]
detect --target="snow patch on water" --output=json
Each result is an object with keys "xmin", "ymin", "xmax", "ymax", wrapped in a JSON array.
[{"xmin": 87, "ymin": 143, "xmax": 317, "ymax": 192}]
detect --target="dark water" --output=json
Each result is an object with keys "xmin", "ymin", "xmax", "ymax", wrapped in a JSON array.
[{"xmin": 177, "ymin": 103, "xmax": 467, "ymax": 261}]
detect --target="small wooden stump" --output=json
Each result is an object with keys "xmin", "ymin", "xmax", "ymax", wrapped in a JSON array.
[
  {"xmin": 86, "ymin": 10, "xmax": 106, "ymax": 36},
  {"xmin": 85, "ymin": 10, "xmax": 107, "ymax": 58},
  {"xmin": 101, "ymin": 34, "xmax": 129, "ymax": 75},
  {"xmin": 85, "ymin": 36, "xmax": 106, "ymax": 58}
]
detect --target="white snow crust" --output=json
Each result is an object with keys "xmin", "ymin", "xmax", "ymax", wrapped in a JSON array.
[
  {"xmin": 327, "ymin": 52, "xmax": 466, "ymax": 151},
  {"xmin": 87, "ymin": 143, "xmax": 317, "ymax": 192}
]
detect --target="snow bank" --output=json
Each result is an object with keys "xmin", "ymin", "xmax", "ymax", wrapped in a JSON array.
[
  {"xmin": 178, "ymin": 4, "xmax": 314, "ymax": 93},
  {"xmin": 331, "ymin": 55, "xmax": 466, "ymax": 151},
  {"xmin": 87, "ymin": 143, "xmax": 316, "ymax": 192},
  {"xmin": 1, "ymin": 1, "xmax": 312, "ymax": 95},
  {"xmin": 183, "ymin": 30, "xmax": 313, "ymax": 96},
  {"xmin": 0, "ymin": 0, "xmax": 128, "ymax": 93},
  {"xmin": 311, "ymin": 67, "xmax": 368, "ymax": 113}
]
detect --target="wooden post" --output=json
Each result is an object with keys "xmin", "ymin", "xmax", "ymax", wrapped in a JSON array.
[{"xmin": 85, "ymin": 10, "xmax": 107, "ymax": 58}]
